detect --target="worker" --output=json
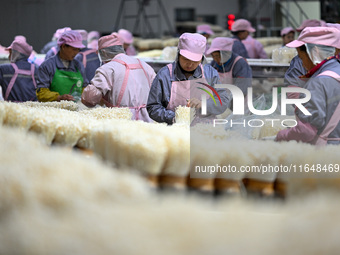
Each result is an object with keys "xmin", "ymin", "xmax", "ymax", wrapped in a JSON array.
[
  {"xmin": 283, "ymin": 20, "xmax": 326, "ymax": 91},
  {"xmin": 242, "ymin": 35, "xmax": 268, "ymax": 59},
  {"xmin": 276, "ymin": 27, "xmax": 340, "ymax": 145},
  {"xmin": 87, "ymin": 30, "xmax": 100, "ymax": 50},
  {"xmin": 36, "ymin": 30, "xmax": 88, "ymax": 102},
  {"xmin": 74, "ymin": 29, "xmax": 100, "ymax": 81},
  {"xmin": 230, "ymin": 19, "xmax": 252, "ymax": 58},
  {"xmin": 117, "ymin": 29, "xmax": 137, "ymax": 56},
  {"xmin": 207, "ymin": 37, "xmax": 252, "ymax": 96},
  {"xmin": 196, "ymin": 24, "xmax": 214, "ymax": 55},
  {"xmin": 0, "ymin": 38, "xmax": 38, "ymax": 101},
  {"xmin": 44, "ymin": 27, "xmax": 72, "ymax": 60},
  {"xmin": 281, "ymin": 27, "xmax": 295, "ymax": 46},
  {"xmin": 238, "ymin": 20, "xmax": 267, "ymax": 59},
  {"xmin": 147, "ymin": 33, "xmax": 229, "ymax": 125},
  {"xmin": 13, "ymin": 35, "xmax": 44, "ymax": 66},
  {"xmin": 81, "ymin": 33, "xmax": 155, "ymax": 122}
]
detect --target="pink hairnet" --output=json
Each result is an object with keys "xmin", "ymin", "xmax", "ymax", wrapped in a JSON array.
[{"xmin": 57, "ymin": 30, "xmax": 85, "ymax": 48}]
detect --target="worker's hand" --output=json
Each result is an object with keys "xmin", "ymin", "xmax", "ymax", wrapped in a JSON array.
[
  {"xmin": 187, "ymin": 98, "xmax": 201, "ymax": 109},
  {"xmin": 57, "ymin": 94, "xmax": 74, "ymax": 101},
  {"xmin": 81, "ymin": 98, "xmax": 95, "ymax": 108}
]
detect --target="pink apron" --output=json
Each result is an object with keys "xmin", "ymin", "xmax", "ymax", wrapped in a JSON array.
[
  {"xmin": 101, "ymin": 58, "xmax": 151, "ymax": 122},
  {"xmin": 78, "ymin": 49, "xmax": 97, "ymax": 68},
  {"xmin": 312, "ymin": 70, "xmax": 340, "ymax": 146},
  {"xmin": 218, "ymin": 56, "xmax": 248, "ymax": 111},
  {"xmin": 218, "ymin": 56, "xmax": 242, "ymax": 85},
  {"xmin": 5, "ymin": 63, "xmax": 37, "ymax": 100},
  {"xmin": 166, "ymin": 64, "xmax": 218, "ymax": 124}
]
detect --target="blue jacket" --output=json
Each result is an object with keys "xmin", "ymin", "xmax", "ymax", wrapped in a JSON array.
[
  {"xmin": 147, "ymin": 61, "xmax": 229, "ymax": 124},
  {"xmin": 0, "ymin": 57, "xmax": 38, "ymax": 101},
  {"xmin": 75, "ymin": 48, "xmax": 101, "ymax": 81},
  {"xmin": 296, "ymin": 59, "xmax": 340, "ymax": 144},
  {"xmin": 284, "ymin": 55, "xmax": 307, "ymax": 87},
  {"xmin": 232, "ymin": 36, "xmax": 249, "ymax": 59}
]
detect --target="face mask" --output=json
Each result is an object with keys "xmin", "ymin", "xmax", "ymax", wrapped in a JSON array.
[
  {"xmin": 221, "ymin": 51, "xmax": 232, "ymax": 63},
  {"xmin": 306, "ymin": 43, "xmax": 335, "ymax": 65}
]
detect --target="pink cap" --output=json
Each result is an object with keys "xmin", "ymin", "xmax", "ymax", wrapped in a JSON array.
[
  {"xmin": 280, "ymin": 27, "xmax": 295, "ymax": 36},
  {"xmin": 75, "ymin": 29, "xmax": 88, "ymax": 42},
  {"xmin": 6, "ymin": 38, "xmax": 33, "ymax": 56},
  {"xmin": 196, "ymin": 24, "xmax": 214, "ymax": 35},
  {"xmin": 286, "ymin": 27, "xmax": 340, "ymax": 48},
  {"xmin": 326, "ymin": 23, "xmax": 340, "ymax": 31},
  {"xmin": 57, "ymin": 30, "xmax": 85, "ymax": 48},
  {"xmin": 231, "ymin": 19, "xmax": 256, "ymax": 33},
  {"xmin": 14, "ymin": 35, "xmax": 27, "ymax": 42},
  {"xmin": 54, "ymin": 27, "xmax": 72, "ymax": 39},
  {"xmin": 117, "ymin": 29, "xmax": 133, "ymax": 44},
  {"xmin": 98, "ymin": 33, "xmax": 123, "ymax": 50},
  {"xmin": 296, "ymin": 19, "xmax": 324, "ymax": 32},
  {"xmin": 206, "ymin": 37, "xmax": 233, "ymax": 55},
  {"xmin": 178, "ymin": 33, "xmax": 206, "ymax": 61},
  {"xmin": 88, "ymin": 31, "xmax": 100, "ymax": 41}
]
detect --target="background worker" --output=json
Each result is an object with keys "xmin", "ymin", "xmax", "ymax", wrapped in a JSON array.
[
  {"xmin": 239, "ymin": 19, "xmax": 267, "ymax": 59},
  {"xmin": 207, "ymin": 37, "xmax": 252, "ymax": 97},
  {"xmin": 230, "ymin": 19, "xmax": 251, "ymax": 58},
  {"xmin": 74, "ymin": 29, "xmax": 100, "ymax": 81},
  {"xmin": 36, "ymin": 30, "xmax": 88, "ymax": 102},
  {"xmin": 117, "ymin": 29, "xmax": 137, "ymax": 56},
  {"xmin": 281, "ymin": 27, "xmax": 295, "ymax": 46},
  {"xmin": 196, "ymin": 24, "xmax": 214, "ymax": 55},
  {"xmin": 0, "ymin": 38, "xmax": 38, "ymax": 101},
  {"xmin": 87, "ymin": 30, "xmax": 100, "ymax": 50}
]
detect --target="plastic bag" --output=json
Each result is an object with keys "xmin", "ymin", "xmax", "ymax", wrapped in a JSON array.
[
  {"xmin": 161, "ymin": 46, "xmax": 177, "ymax": 61},
  {"xmin": 272, "ymin": 46, "xmax": 297, "ymax": 64},
  {"xmin": 71, "ymin": 91, "xmax": 82, "ymax": 102}
]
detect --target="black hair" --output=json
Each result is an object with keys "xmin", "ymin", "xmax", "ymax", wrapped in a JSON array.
[
  {"xmin": 298, "ymin": 44, "xmax": 307, "ymax": 52},
  {"xmin": 231, "ymin": 30, "xmax": 246, "ymax": 36}
]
